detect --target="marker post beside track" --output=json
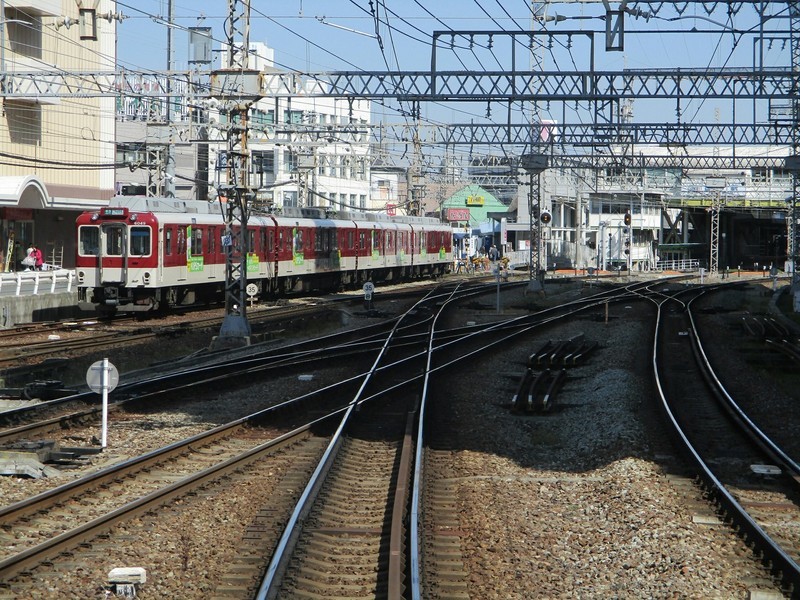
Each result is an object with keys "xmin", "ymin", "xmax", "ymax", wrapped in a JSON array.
[{"xmin": 86, "ymin": 359, "xmax": 119, "ymax": 449}]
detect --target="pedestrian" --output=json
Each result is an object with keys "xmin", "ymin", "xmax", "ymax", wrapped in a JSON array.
[
  {"xmin": 489, "ymin": 244, "xmax": 499, "ymax": 262},
  {"xmin": 32, "ymin": 245, "xmax": 43, "ymax": 270},
  {"xmin": 21, "ymin": 244, "xmax": 36, "ymax": 270}
]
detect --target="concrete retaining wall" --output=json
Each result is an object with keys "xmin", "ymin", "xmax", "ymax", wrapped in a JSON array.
[{"xmin": 0, "ymin": 292, "xmax": 81, "ymax": 328}]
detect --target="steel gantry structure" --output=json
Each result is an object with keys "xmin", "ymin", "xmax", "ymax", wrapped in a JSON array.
[{"xmin": 2, "ymin": 0, "xmax": 798, "ymax": 297}]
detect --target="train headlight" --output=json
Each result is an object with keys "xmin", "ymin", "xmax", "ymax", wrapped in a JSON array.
[
  {"xmin": 90, "ymin": 213, "xmax": 99, "ymax": 221},
  {"xmin": 142, "ymin": 271, "xmax": 151, "ymax": 285},
  {"xmin": 77, "ymin": 271, "xmax": 85, "ymax": 283}
]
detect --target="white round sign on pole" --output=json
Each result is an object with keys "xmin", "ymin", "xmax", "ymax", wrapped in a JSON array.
[
  {"xmin": 362, "ymin": 281, "xmax": 375, "ymax": 300},
  {"xmin": 86, "ymin": 360, "xmax": 119, "ymax": 393},
  {"xmin": 246, "ymin": 282, "xmax": 259, "ymax": 297},
  {"xmin": 87, "ymin": 359, "xmax": 118, "ymax": 449}
]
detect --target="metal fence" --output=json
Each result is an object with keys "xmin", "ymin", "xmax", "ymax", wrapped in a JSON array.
[
  {"xmin": 655, "ymin": 259, "xmax": 701, "ymax": 272},
  {"xmin": 0, "ymin": 269, "xmax": 75, "ymax": 297}
]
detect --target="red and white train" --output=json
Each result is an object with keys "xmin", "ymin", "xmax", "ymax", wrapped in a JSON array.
[{"xmin": 76, "ymin": 197, "xmax": 453, "ymax": 315}]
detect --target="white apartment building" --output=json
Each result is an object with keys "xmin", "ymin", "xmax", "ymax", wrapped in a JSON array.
[{"xmin": 211, "ymin": 42, "xmax": 372, "ymax": 213}]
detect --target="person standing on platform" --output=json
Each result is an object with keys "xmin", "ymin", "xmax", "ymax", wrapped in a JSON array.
[{"xmin": 31, "ymin": 245, "xmax": 43, "ymax": 270}]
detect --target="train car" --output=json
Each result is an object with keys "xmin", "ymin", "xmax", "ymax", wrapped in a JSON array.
[{"xmin": 75, "ymin": 197, "xmax": 452, "ymax": 315}]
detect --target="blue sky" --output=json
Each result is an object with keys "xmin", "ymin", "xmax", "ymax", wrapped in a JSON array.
[{"xmin": 113, "ymin": 1, "xmax": 794, "ymax": 129}]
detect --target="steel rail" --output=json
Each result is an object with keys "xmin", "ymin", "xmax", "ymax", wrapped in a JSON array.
[
  {"xmin": 0, "ymin": 417, "xmax": 338, "ymax": 581},
  {"xmin": 652, "ymin": 294, "xmax": 800, "ymax": 592},
  {"xmin": 687, "ymin": 296, "xmax": 800, "ymax": 478},
  {"xmin": 254, "ymin": 285, "xmax": 444, "ymax": 598}
]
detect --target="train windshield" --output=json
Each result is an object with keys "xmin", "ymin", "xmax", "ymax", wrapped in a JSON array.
[
  {"xmin": 78, "ymin": 226, "xmax": 100, "ymax": 256},
  {"xmin": 130, "ymin": 227, "xmax": 151, "ymax": 256}
]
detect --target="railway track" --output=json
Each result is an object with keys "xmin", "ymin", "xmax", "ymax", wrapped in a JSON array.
[
  {"xmin": 654, "ymin": 288, "xmax": 800, "ymax": 594},
  {"xmin": 1, "ymin": 276, "xmax": 714, "ymax": 597}
]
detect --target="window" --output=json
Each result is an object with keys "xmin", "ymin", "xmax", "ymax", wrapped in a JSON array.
[
  {"xmin": 208, "ymin": 228, "xmax": 216, "ymax": 255},
  {"xmin": 130, "ymin": 227, "xmax": 151, "ymax": 256},
  {"xmin": 165, "ymin": 229, "xmax": 173, "ymax": 255},
  {"xmin": 359, "ymin": 195, "xmax": 366, "ymax": 209},
  {"xmin": 105, "ymin": 227, "xmax": 124, "ymax": 256},
  {"xmin": 5, "ymin": 101, "xmax": 41, "ymax": 145},
  {"xmin": 350, "ymin": 194, "xmax": 357, "ymax": 209},
  {"xmin": 293, "ymin": 228, "xmax": 304, "ymax": 253},
  {"xmin": 79, "ymin": 8, "xmax": 97, "ymax": 40},
  {"xmin": 284, "ymin": 150, "xmax": 298, "ymax": 173},
  {"xmin": 283, "ymin": 190, "xmax": 298, "ymax": 208},
  {"xmin": 251, "ymin": 108, "xmax": 275, "ymax": 126},
  {"xmin": 284, "ymin": 110, "xmax": 304, "ymax": 124},
  {"xmin": 6, "ymin": 10, "xmax": 41, "ymax": 59},
  {"xmin": 79, "ymin": 226, "xmax": 100, "ymax": 255},
  {"xmin": 190, "ymin": 228, "xmax": 203, "ymax": 255},
  {"xmin": 252, "ymin": 150, "xmax": 275, "ymax": 174}
]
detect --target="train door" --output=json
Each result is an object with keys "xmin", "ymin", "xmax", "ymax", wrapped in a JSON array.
[{"xmin": 99, "ymin": 223, "xmax": 127, "ymax": 283}]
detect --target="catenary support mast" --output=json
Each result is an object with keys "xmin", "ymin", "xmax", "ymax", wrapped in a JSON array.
[{"xmin": 212, "ymin": 0, "xmax": 260, "ymax": 348}]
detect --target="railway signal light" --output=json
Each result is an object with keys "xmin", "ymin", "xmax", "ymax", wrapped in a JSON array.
[
  {"xmin": 624, "ymin": 211, "xmax": 631, "ymax": 226},
  {"xmin": 540, "ymin": 211, "xmax": 552, "ymax": 225}
]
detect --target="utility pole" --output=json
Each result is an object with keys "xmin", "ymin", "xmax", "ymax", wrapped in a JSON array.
[
  {"xmin": 164, "ymin": 0, "xmax": 176, "ymax": 197},
  {"xmin": 211, "ymin": 0, "xmax": 260, "ymax": 348}
]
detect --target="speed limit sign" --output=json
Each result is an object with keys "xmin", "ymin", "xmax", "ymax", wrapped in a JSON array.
[{"xmin": 246, "ymin": 283, "xmax": 259, "ymax": 297}]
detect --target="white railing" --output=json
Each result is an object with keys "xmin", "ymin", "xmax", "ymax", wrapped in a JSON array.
[
  {"xmin": 0, "ymin": 269, "xmax": 75, "ymax": 296},
  {"xmin": 655, "ymin": 259, "xmax": 701, "ymax": 272}
]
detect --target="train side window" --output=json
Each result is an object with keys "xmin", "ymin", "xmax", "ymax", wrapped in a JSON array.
[
  {"xmin": 79, "ymin": 226, "xmax": 99, "ymax": 255},
  {"xmin": 268, "ymin": 230, "xmax": 275, "ymax": 252},
  {"xmin": 177, "ymin": 227, "xmax": 186, "ymax": 256},
  {"xmin": 260, "ymin": 230, "xmax": 267, "ymax": 256},
  {"xmin": 293, "ymin": 228, "xmax": 304, "ymax": 253},
  {"xmin": 165, "ymin": 228, "xmax": 172, "ymax": 255},
  {"xmin": 191, "ymin": 228, "xmax": 203, "ymax": 256},
  {"xmin": 315, "ymin": 229, "xmax": 322, "ymax": 253},
  {"xmin": 278, "ymin": 228, "xmax": 284, "ymax": 252},
  {"xmin": 348, "ymin": 231, "xmax": 354, "ymax": 250},
  {"xmin": 248, "ymin": 229, "xmax": 256, "ymax": 254},
  {"xmin": 208, "ymin": 228, "xmax": 215, "ymax": 255},
  {"xmin": 130, "ymin": 227, "xmax": 151, "ymax": 256}
]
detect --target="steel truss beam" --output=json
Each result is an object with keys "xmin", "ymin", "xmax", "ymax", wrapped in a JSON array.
[
  {"xmin": 1, "ymin": 69, "xmax": 796, "ymax": 102},
  {"xmin": 279, "ymin": 122, "xmax": 794, "ymax": 147}
]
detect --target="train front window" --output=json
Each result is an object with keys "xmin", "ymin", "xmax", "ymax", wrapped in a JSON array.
[
  {"xmin": 79, "ymin": 226, "xmax": 99, "ymax": 255},
  {"xmin": 130, "ymin": 227, "xmax": 151, "ymax": 256}
]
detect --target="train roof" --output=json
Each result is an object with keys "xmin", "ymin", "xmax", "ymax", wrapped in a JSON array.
[
  {"xmin": 102, "ymin": 196, "xmax": 448, "ymax": 228},
  {"xmin": 107, "ymin": 196, "xmax": 223, "ymax": 215}
]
